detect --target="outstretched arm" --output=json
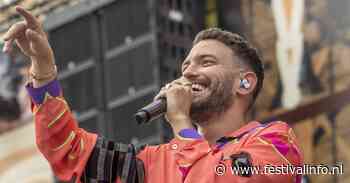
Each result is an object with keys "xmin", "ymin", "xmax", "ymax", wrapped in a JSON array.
[
  {"xmin": 2, "ymin": 6, "xmax": 98, "ymax": 182},
  {"xmin": 3, "ymin": 7, "xmax": 147, "ymax": 183}
]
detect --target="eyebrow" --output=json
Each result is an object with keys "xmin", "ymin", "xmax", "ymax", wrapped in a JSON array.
[
  {"xmin": 197, "ymin": 54, "xmax": 218, "ymax": 61},
  {"xmin": 183, "ymin": 54, "xmax": 218, "ymax": 64}
]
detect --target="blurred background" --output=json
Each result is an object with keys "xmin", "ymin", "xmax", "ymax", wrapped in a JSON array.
[{"xmin": 0, "ymin": 0, "xmax": 349, "ymax": 182}]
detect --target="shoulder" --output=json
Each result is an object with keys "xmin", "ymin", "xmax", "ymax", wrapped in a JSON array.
[
  {"xmin": 248, "ymin": 121, "xmax": 296, "ymax": 141},
  {"xmin": 259, "ymin": 121, "xmax": 292, "ymax": 134},
  {"xmin": 242, "ymin": 121, "xmax": 303, "ymax": 165},
  {"xmin": 247, "ymin": 121, "xmax": 299, "ymax": 149}
]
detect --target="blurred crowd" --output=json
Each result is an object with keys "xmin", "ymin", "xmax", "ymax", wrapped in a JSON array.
[{"xmin": 0, "ymin": 46, "xmax": 31, "ymax": 134}]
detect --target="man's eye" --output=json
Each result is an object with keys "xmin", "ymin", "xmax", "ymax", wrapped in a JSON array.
[{"xmin": 202, "ymin": 60, "xmax": 214, "ymax": 66}]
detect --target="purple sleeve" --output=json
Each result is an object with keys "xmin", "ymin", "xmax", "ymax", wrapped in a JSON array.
[{"xmin": 25, "ymin": 79, "xmax": 61, "ymax": 105}]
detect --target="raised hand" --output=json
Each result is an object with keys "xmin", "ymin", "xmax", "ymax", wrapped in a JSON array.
[{"xmin": 2, "ymin": 6, "xmax": 56, "ymax": 87}]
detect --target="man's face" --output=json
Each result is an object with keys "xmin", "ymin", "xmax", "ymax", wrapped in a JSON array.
[{"xmin": 181, "ymin": 39, "xmax": 240, "ymax": 121}]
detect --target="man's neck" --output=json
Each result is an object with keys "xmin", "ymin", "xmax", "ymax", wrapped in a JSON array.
[{"xmin": 197, "ymin": 104, "xmax": 246, "ymax": 145}]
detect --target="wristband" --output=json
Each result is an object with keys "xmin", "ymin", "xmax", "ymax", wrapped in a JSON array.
[{"xmin": 29, "ymin": 65, "xmax": 57, "ymax": 81}]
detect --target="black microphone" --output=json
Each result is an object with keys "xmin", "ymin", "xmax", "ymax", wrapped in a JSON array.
[{"xmin": 135, "ymin": 97, "xmax": 167, "ymax": 124}]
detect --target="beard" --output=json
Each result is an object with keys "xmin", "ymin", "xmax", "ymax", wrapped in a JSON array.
[{"xmin": 189, "ymin": 73, "xmax": 234, "ymax": 122}]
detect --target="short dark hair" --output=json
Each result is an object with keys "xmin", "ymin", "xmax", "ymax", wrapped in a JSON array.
[{"xmin": 193, "ymin": 27, "xmax": 264, "ymax": 103}]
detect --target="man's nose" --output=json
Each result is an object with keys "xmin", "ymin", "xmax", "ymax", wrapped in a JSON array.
[{"xmin": 182, "ymin": 64, "xmax": 199, "ymax": 79}]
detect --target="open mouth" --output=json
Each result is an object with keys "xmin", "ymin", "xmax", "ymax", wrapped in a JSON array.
[{"xmin": 191, "ymin": 83, "xmax": 208, "ymax": 95}]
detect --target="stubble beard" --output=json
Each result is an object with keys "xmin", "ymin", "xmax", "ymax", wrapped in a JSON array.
[{"xmin": 189, "ymin": 74, "xmax": 234, "ymax": 123}]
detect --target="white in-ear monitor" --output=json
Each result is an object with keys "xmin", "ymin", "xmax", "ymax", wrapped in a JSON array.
[{"xmin": 240, "ymin": 78, "xmax": 250, "ymax": 89}]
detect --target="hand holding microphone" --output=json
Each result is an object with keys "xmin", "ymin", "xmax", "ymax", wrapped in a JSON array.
[{"xmin": 135, "ymin": 78, "xmax": 193, "ymax": 126}]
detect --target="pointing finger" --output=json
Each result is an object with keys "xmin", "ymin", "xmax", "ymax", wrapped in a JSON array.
[{"xmin": 16, "ymin": 6, "xmax": 41, "ymax": 30}]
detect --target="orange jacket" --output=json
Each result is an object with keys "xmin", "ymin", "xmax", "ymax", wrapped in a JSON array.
[{"xmin": 27, "ymin": 80, "xmax": 303, "ymax": 183}]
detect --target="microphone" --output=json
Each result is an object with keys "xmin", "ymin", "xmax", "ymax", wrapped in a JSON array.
[{"xmin": 135, "ymin": 97, "xmax": 167, "ymax": 124}]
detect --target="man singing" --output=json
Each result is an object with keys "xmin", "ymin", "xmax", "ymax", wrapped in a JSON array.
[{"xmin": 2, "ymin": 7, "xmax": 303, "ymax": 183}]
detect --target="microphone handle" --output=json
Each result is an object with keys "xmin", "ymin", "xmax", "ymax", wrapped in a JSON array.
[{"xmin": 135, "ymin": 98, "xmax": 167, "ymax": 124}]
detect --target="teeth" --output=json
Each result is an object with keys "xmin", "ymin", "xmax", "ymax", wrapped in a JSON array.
[{"xmin": 192, "ymin": 84, "xmax": 205, "ymax": 91}]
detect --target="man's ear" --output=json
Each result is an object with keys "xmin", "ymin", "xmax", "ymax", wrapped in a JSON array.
[{"xmin": 236, "ymin": 72, "xmax": 257, "ymax": 96}]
